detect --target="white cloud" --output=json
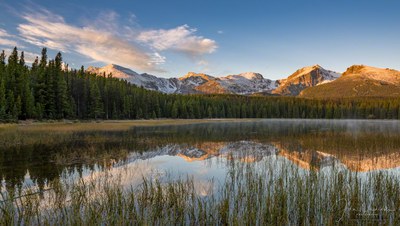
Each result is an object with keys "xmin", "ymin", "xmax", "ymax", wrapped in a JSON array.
[
  {"xmin": 13, "ymin": 6, "xmax": 217, "ymax": 72},
  {"xmin": 17, "ymin": 8, "xmax": 164, "ymax": 72},
  {"xmin": 0, "ymin": 38, "xmax": 18, "ymax": 47},
  {"xmin": 137, "ymin": 25, "xmax": 217, "ymax": 57},
  {"xmin": 0, "ymin": 29, "xmax": 11, "ymax": 37},
  {"xmin": 217, "ymin": 30, "xmax": 224, "ymax": 34},
  {"xmin": 197, "ymin": 60, "xmax": 209, "ymax": 66},
  {"xmin": 197, "ymin": 59, "xmax": 211, "ymax": 72},
  {"xmin": 0, "ymin": 28, "xmax": 18, "ymax": 47}
]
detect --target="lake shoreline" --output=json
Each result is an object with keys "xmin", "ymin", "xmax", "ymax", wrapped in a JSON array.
[
  {"xmin": 1, "ymin": 118, "xmax": 400, "ymax": 132},
  {"xmin": 0, "ymin": 118, "xmax": 267, "ymax": 132}
]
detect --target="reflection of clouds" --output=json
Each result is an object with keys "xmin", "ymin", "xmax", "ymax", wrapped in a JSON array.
[
  {"xmin": 193, "ymin": 179, "xmax": 215, "ymax": 197},
  {"xmin": 196, "ymin": 166, "xmax": 211, "ymax": 176}
]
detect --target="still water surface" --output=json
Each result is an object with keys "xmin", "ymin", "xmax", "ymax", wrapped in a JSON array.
[{"xmin": 1, "ymin": 119, "xmax": 400, "ymax": 194}]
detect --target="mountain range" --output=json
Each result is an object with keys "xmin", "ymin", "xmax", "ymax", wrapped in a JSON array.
[{"xmin": 87, "ymin": 64, "xmax": 400, "ymax": 98}]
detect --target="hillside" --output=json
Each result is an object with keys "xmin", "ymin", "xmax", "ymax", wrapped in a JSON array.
[{"xmin": 300, "ymin": 65, "xmax": 400, "ymax": 98}]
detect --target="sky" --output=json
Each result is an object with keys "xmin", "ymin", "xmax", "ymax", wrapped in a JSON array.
[{"xmin": 0, "ymin": 0, "xmax": 399, "ymax": 79}]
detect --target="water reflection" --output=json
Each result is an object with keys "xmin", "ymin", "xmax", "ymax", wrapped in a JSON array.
[{"xmin": 1, "ymin": 119, "xmax": 400, "ymax": 193}]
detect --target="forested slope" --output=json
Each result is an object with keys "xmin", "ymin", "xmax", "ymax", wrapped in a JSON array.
[{"xmin": 1, "ymin": 47, "xmax": 400, "ymax": 121}]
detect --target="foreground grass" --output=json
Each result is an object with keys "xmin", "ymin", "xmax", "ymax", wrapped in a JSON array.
[{"xmin": 1, "ymin": 159, "xmax": 400, "ymax": 225}]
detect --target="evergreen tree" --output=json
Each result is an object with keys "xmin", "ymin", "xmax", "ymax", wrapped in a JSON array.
[
  {"xmin": 0, "ymin": 80, "xmax": 6, "ymax": 119},
  {"xmin": 39, "ymin": 48, "xmax": 47, "ymax": 68},
  {"xmin": 0, "ymin": 51, "xmax": 5, "ymax": 118},
  {"xmin": 54, "ymin": 52, "xmax": 70, "ymax": 118},
  {"xmin": 89, "ymin": 81, "xmax": 103, "ymax": 119}
]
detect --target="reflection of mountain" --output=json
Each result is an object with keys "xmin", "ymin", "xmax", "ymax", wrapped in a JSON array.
[
  {"xmin": 116, "ymin": 141, "xmax": 400, "ymax": 172},
  {"xmin": 219, "ymin": 141, "xmax": 278, "ymax": 162},
  {"xmin": 177, "ymin": 142, "xmax": 226, "ymax": 161},
  {"xmin": 275, "ymin": 144, "xmax": 337, "ymax": 170},
  {"xmin": 115, "ymin": 141, "xmax": 277, "ymax": 167},
  {"xmin": 339, "ymin": 152, "xmax": 400, "ymax": 172}
]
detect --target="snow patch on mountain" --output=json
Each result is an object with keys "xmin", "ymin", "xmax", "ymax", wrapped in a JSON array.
[
  {"xmin": 87, "ymin": 65, "xmax": 278, "ymax": 95},
  {"xmin": 220, "ymin": 72, "xmax": 277, "ymax": 94},
  {"xmin": 87, "ymin": 64, "xmax": 180, "ymax": 93}
]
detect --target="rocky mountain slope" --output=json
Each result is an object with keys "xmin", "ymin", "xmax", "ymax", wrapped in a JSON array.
[
  {"xmin": 87, "ymin": 64, "xmax": 181, "ymax": 93},
  {"xmin": 272, "ymin": 65, "xmax": 340, "ymax": 96},
  {"xmin": 299, "ymin": 65, "xmax": 400, "ymax": 98},
  {"xmin": 87, "ymin": 64, "xmax": 277, "ymax": 95}
]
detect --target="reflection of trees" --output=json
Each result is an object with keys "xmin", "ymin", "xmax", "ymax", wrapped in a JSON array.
[{"xmin": 1, "ymin": 120, "xmax": 400, "ymax": 191}]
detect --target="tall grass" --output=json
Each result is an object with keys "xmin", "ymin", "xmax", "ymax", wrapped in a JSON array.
[{"xmin": 1, "ymin": 158, "xmax": 400, "ymax": 225}]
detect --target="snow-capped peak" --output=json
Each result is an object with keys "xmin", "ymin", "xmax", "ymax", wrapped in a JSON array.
[
  {"xmin": 292, "ymin": 64, "xmax": 340, "ymax": 80},
  {"xmin": 272, "ymin": 65, "xmax": 341, "ymax": 95},
  {"xmin": 87, "ymin": 64, "xmax": 140, "ymax": 79},
  {"xmin": 235, "ymin": 72, "xmax": 264, "ymax": 80}
]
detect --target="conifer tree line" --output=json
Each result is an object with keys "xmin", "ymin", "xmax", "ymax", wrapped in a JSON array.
[{"xmin": 1, "ymin": 47, "xmax": 400, "ymax": 121}]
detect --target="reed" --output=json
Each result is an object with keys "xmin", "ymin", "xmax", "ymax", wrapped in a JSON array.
[{"xmin": 1, "ymin": 158, "xmax": 399, "ymax": 225}]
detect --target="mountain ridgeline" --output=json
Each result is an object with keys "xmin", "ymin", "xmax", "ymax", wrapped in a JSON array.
[
  {"xmin": 87, "ymin": 64, "xmax": 339, "ymax": 96},
  {"xmin": 1, "ymin": 47, "xmax": 400, "ymax": 121},
  {"xmin": 88, "ymin": 63, "xmax": 400, "ymax": 99},
  {"xmin": 87, "ymin": 65, "xmax": 278, "ymax": 95}
]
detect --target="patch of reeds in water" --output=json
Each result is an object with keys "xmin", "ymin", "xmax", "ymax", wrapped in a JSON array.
[{"xmin": 1, "ymin": 157, "xmax": 400, "ymax": 225}]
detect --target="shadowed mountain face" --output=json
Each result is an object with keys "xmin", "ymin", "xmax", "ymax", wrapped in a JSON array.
[{"xmin": 300, "ymin": 65, "xmax": 400, "ymax": 98}]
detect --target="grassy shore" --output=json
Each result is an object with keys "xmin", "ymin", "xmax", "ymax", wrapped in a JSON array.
[{"xmin": 0, "ymin": 119, "xmax": 260, "ymax": 132}]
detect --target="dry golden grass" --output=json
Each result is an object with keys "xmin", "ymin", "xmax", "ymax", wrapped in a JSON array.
[{"xmin": 0, "ymin": 119, "xmax": 257, "ymax": 133}]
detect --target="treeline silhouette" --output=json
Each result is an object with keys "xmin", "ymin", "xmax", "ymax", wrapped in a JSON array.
[{"xmin": 1, "ymin": 47, "xmax": 400, "ymax": 121}]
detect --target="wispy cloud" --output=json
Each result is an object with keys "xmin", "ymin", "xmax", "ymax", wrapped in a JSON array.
[
  {"xmin": 10, "ymin": 5, "xmax": 217, "ymax": 72},
  {"xmin": 137, "ymin": 25, "xmax": 217, "ymax": 57},
  {"xmin": 17, "ymin": 7, "xmax": 165, "ymax": 72},
  {"xmin": 0, "ymin": 28, "xmax": 18, "ymax": 47},
  {"xmin": 197, "ymin": 59, "xmax": 211, "ymax": 72}
]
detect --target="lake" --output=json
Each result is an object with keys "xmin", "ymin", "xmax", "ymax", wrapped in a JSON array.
[{"xmin": 1, "ymin": 119, "xmax": 400, "ymax": 225}]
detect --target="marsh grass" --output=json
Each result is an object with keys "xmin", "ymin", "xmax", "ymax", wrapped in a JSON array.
[
  {"xmin": 0, "ymin": 119, "xmax": 254, "ymax": 150},
  {"xmin": 2, "ymin": 119, "xmax": 400, "ymax": 225},
  {"xmin": 1, "ymin": 158, "xmax": 400, "ymax": 225},
  {"xmin": 1, "ymin": 119, "xmax": 253, "ymax": 132}
]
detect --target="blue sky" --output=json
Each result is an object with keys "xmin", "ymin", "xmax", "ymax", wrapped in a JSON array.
[{"xmin": 0, "ymin": 0, "xmax": 399, "ymax": 79}]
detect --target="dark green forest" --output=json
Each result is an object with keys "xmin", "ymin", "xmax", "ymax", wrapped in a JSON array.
[{"xmin": 1, "ymin": 47, "xmax": 400, "ymax": 121}]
